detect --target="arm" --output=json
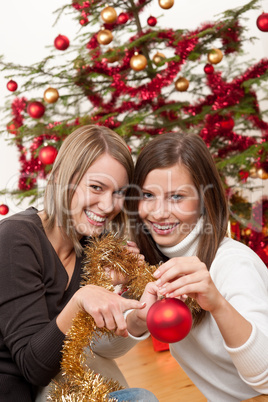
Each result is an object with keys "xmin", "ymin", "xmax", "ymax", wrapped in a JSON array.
[
  {"xmin": 0, "ymin": 220, "xmax": 145, "ymax": 387},
  {"xmin": 0, "ymin": 220, "xmax": 66, "ymax": 386},
  {"xmin": 152, "ymin": 252, "xmax": 268, "ymax": 392}
]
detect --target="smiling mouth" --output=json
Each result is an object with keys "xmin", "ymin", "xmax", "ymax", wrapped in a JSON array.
[
  {"xmin": 85, "ymin": 211, "xmax": 106, "ymax": 224},
  {"xmin": 151, "ymin": 222, "xmax": 179, "ymax": 233}
]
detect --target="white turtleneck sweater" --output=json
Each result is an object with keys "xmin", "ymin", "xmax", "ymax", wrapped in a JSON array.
[{"xmin": 157, "ymin": 219, "xmax": 268, "ymax": 402}]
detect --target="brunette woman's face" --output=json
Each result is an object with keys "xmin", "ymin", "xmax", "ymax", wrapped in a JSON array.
[
  {"xmin": 138, "ymin": 163, "xmax": 200, "ymax": 247},
  {"xmin": 70, "ymin": 153, "xmax": 128, "ymax": 237}
]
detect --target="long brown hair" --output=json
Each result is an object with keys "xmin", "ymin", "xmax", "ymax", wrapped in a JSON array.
[
  {"xmin": 44, "ymin": 125, "xmax": 134, "ymax": 255},
  {"xmin": 127, "ymin": 132, "xmax": 229, "ymax": 324}
]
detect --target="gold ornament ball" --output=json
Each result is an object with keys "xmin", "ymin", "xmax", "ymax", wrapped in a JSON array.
[
  {"xmin": 97, "ymin": 29, "xmax": 113, "ymax": 45},
  {"xmin": 153, "ymin": 52, "xmax": 166, "ymax": 66},
  {"xmin": 73, "ymin": 58, "xmax": 85, "ymax": 69},
  {"xmin": 207, "ymin": 48, "xmax": 223, "ymax": 64},
  {"xmin": 262, "ymin": 226, "xmax": 268, "ymax": 237},
  {"xmin": 100, "ymin": 6, "xmax": 117, "ymax": 24},
  {"xmin": 158, "ymin": 0, "xmax": 174, "ymax": 9},
  {"xmin": 249, "ymin": 166, "xmax": 258, "ymax": 178},
  {"xmin": 104, "ymin": 48, "xmax": 120, "ymax": 63},
  {"xmin": 130, "ymin": 53, "xmax": 147, "ymax": 71},
  {"xmin": 257, "ymin": 168, "xmax": 268, "ymax": 180},
  {"xmin": 175, "ymin": 77, "xmax": 189, "ymax": 92},
  {"xmin": 44, "ymin": 87, "xmax": 59, "ymax": 103}
]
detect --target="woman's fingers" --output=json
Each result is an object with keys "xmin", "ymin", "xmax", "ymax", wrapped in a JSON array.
[{"xmin": 80, "ymin": 285, "xmax": 146, "ymax": 336}]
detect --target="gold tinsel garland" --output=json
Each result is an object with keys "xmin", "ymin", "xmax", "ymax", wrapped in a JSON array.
[{"xmin": 47, "ymin": 233, "xmax": 200, "ymax": 401}]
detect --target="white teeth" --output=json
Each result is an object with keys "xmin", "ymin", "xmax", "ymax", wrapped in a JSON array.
[
  {"xmin": 85, "ymin": 211, "xmax": 106, "ymax": 223},
  {"xmin": 153, "ymin": 223, "xmax": 177, "ymax": 230}
]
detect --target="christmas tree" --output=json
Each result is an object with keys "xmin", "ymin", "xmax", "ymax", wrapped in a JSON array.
[{"xmin": 0, "ymin": 0, "xmax": 268, "ymax": 265}]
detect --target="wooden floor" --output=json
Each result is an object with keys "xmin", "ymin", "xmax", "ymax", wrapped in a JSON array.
[{"xmin": 115, "ymin": 336, "xmax": 206, "ymax": 402}]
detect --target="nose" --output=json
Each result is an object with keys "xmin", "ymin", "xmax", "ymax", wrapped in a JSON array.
[
  {"xmin": 149, "ymin": 197, "xmax": 170, "ymax": 220},
  {"xmin": 98, "ymin": 192, "xmax": 114, "ymax": 214}
]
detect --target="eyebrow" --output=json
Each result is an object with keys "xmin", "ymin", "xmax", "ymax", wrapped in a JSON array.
[
  {"xmin": 141, "ymin": 186, "xmax": 189, "ymax": 194},
  {"xmin": 88, "ymin": 179, "xmax": 107, "ymax": 187},
  {"xmin": 89, "ymin": 179, "xmax": 128, "ymax": 191}
]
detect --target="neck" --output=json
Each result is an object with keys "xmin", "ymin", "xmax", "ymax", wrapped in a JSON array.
[
  {"xmin": 157, "ymin": 217, "xmax": 203, "ymax": 259},
  {"xmin": 38, "ymin": 210, "xmax": 75, "ymax": 259}
]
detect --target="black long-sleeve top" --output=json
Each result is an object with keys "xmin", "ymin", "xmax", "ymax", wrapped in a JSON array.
[{"xmin": 0, "ymin": 208, "xmax": 84, "ymax": 401}]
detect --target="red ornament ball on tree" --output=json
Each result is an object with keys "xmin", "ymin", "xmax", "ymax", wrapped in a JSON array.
[
  {"xmin": 147, "ymin": 16, "xmax": 157, "ymax": 26},
  {"xmin": 80, "ymin": 18, "xmax": 88, "ymax": 26},
  {"xmin": 7, "ymin": 80, "xmax": 18, "ymax": 92},
  {"xmin": 39, "ymin": 145, "xmax": 58, "ymax": 165},
  {"xmin": 0, "ymin": 204, "xmax": 9, "ymax": 215},
  {"xmin": 220, "ymin": 117, "xmax": 235, "ymax": 131},
  {"xmin": 117, "ymin": 12, "xmax": 129, "ymax": 24},
  {"xmin": 147, "ymin": 298, "xmax": 192, "ymax": 343},
  {"xmin": 27, "ymin": 101, "xmax": 45, "ymax": 119},
  {"xmin": 54, "ymin": 34, "xmax": 70, "ymax": 50},
  {"xmin": 7, "ymin": 121, "xmax": 18, "ymax": 134},
  {"xmin": 256, "ymin": 12, "xmax": 268, "ymax": 32},
  {"xmin": 204, "ymin": 64, "xmax": 214, "ymax": 74}
]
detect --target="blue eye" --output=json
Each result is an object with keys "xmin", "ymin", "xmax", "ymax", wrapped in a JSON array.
[
  {"xmin": 170, "ymin": 194, "xmax": 183, "ymax": 201},
  {"xmin": 142, "ymin": 192, "xmax": 154, "ymax": 200}
]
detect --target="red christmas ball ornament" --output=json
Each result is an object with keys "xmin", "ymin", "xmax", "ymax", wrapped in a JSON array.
[
  {"xmin": 220, "ymin": 116, "xmax": 235, "ymax": 131},
  {"xmin": 54, "ymin": 34, "xmax": 70, "ymax": 51},
  {"xmin": 117, "ymin": 12, "xmax": 129, "ymax": 24},
  {"xmin": 147, "ymin": 16, "xmax": 157, "ymax": 26},
  {"xmin": 146, "ymin": 298, "xmax": 192, "ymax": 343},
  {"xmin": 0, "ymin": 204, "xmax": 9, "ymax": 215},
  {"xmin": 27, "ymin": 101, "xmax": 45, "ymax": 119},
  {"xmin": 7, "ymin": 121, "xmax": 18, "ymax": 134},
  {"xmin": 256, "ymin": 12, "xmax": 268, "ymax": 32},
  {"xmin": 39, "ymin": 145, "xmax": 58, "ymax": 165},
  {"xmin": 204, "ymin": 63, "xmax": 214, "ymax": 74},
  {"xmin": 80, "ymin": 18, "xmax": 88, "ymax": 26},
  {"xmin": 7, "ymin": 79, "xmax": 18, "ymax": 92}
]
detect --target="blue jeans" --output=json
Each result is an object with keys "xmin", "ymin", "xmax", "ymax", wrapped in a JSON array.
[{"xmin": 108, "ymin": 387, "xmax": 159, "ymax": 401}]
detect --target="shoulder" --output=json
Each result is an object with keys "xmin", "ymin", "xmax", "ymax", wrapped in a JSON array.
[
  {"xmin": 211, "ymin": 236, "xmax": 268, "ymax": 285},
  {"xmin": 0, "ymin": 207, "xmax": 44, "ymax": 242},
  {"xmin": 216, "ymin": 236, "xmax": 265, "ymax": 264}
]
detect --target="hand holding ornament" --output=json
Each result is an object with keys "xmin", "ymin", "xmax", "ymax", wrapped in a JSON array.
[{"xmin": 153, "ymin": 255, "xmax": 225, "ymax": 313}]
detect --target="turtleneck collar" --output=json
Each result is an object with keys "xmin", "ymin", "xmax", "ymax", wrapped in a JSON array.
[{"xmin": 157, "ymin": 216, "xmax": 203, "ymax": 259}]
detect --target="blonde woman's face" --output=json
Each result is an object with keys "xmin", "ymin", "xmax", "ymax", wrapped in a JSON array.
[
  {"xmin": 138, "ymin": 163, "xmax": 200, "ymax": 247},
  {"xmin": 70, "ymin": 153, "xmax": 128, "ymax": 237}
]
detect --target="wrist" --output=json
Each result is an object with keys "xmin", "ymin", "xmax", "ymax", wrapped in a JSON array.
[
  {"xmin": 56, "ymin": 290, "xmax": 81, "ymax": 334},
  {"xmin": 125, "ymin": 309, "xmax": 148, "ymax": 338}
]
